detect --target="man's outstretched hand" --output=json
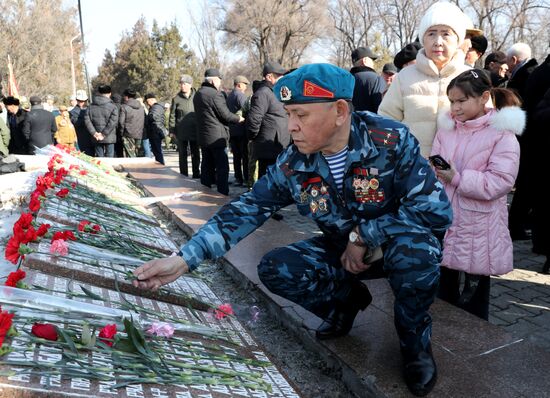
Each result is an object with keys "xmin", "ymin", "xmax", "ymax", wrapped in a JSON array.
[{"xmin": 132, "ymin": 256, "xmax": 189, "ymax": 291}]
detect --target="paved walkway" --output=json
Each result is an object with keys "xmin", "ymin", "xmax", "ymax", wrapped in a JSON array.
[{"xmin": 162, "ymin": 149, "xmax": 550, "ymax": 351}]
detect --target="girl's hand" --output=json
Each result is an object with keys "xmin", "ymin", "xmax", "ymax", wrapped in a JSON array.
[{"xmin": 435, "ymin": 163, "xmax": 456, "ymax": 184}]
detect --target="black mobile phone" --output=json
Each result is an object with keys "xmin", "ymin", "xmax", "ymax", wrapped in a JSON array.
[{"xmin": 429, "ymin": 155, "xmax": 451, "ymax": 170}]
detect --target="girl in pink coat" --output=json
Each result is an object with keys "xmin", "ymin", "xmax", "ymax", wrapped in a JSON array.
[{"xmin": 430, "ymin": 69, "xmax": 524, "ymax": 320}]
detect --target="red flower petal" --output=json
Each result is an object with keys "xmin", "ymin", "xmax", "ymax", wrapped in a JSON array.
[{"xmin": 31, "ymin": 323, "xmax": 58, "ymax": 341}]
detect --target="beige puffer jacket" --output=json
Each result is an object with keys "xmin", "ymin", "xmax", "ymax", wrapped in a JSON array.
[{"xmin": 378, "ymin": 49, "xmax": 470, "ymax": 157}]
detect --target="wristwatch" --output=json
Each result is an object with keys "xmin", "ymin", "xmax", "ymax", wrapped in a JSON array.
[{"xmin": 349, "ymin": 230, "xmax": 366, "ymax": 246}]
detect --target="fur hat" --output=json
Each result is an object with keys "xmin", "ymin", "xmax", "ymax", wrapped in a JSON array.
[{"xmin": 418, "ymin": 1, "xmax": 469, "ymax": 46}]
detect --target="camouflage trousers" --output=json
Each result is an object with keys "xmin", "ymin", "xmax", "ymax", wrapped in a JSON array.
[
  {"xmin": 122, "ymin": 137, "xmax": 142, "ymax": 158},
  {"xmin": 258, "ymin": 233, "xmax": 441, "ymax": 354}
]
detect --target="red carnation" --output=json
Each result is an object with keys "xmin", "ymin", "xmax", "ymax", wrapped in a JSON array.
[
  {"xmin": 36, "ymin": 223, "xmax": 51, "ymax": 237},
  {"xmin": 22, "ymin": 226, "xmax": 38, "ymax": 244},
  {"xmin": 78, "ymin": 220, "xmax": 100, "ymax": 234},
  {"xmin": 79, "ymin": 170, "xmax": 87, "ymax": 176},
  {"xmin": 5, "ymin": 269, "xmax": 26, "ymax": 287},
  {"xmin": 98, "ymin": 324, "xmax": 117, "ymax": 346},
  {"xmin": 0, "ymin": 310, "xmax": 15, "ymax": 347},
  {"xmin": 29, "ymin": 196, "xmax": 41, "ymax": 213},
  {"xmin": 14, "ymin": 213, "xmax": 33, "ymax": 230},
  {"xmin": 56, "ymin": 188, "xmax": 70, "ymax": 198},
  {"xmin": 4, "ymin": 236, "xmax": 22, "ymax": 264},
  {"xmin": 31, "ymin": 323, "xmax": 58, "ymax": 341},
  {"xmin": 63, "ymin": 230, "xmax": 76, "ymax": 241},
  {"xmin": 50, "ymin": 230, "xmax": 76, "ymax": 243},
  {"xmin": 71, "ymin": 182, "xmax": 77, "ymax": 189}
]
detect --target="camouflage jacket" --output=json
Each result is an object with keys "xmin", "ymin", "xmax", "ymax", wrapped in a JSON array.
[{"xmin": 180, "ymin": 111, "xmax": 452, "ymax": 270}]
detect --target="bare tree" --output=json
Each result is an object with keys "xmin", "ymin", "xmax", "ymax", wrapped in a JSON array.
[
  {"xmin": 0, "ymin": 0, "xmax": 81, "ymax": 100},
  {"xmin": 188, "ymin": 0, "xmax": 222, "ymax": 71},
  {"xmin": 220, "ymin": 0, "xmax": 329, "ymax": 72}
]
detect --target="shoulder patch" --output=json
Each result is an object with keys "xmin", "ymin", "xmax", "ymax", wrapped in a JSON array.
[
  {"xmin": 368, "ymin": 128, "xmax": 399, "ymax": 149},
  {"xmin": 279, "ymin": 162, "xmax": 295, "ymax": 177}
]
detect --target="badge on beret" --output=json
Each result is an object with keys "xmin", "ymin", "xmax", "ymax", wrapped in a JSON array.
[
  {"xmin": 280, "ymin": 86, "xmax": 292, "ymax": 101},
  {"xmin": 303, "ymin": 80, "xmax": 334, "ymax": 98}
]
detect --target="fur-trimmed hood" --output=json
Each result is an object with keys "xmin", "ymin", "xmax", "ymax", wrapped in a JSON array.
[{"xmin": 437, "ymin": 106, "xmax": 526, "ymax": 136}]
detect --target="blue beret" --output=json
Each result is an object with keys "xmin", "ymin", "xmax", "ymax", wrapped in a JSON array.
[{"xmin": 273, "ymin": 63, "xmax": 355, "ymax": 105}]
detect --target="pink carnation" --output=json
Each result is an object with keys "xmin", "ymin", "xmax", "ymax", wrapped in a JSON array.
[
  {"xmin": 214, "ymin": 303, "xmax": 234, "ymax": 320},
  {"xmin": 147, "ymin": 322, "xmax": 175, "ymax": 338},
  {"xmin": 50, "ymin": 239, "xmax": 69, "ymax": 256}
]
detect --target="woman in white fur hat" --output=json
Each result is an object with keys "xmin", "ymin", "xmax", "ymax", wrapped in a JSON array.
[{"xmin": 378, "ymin": 1, "xmax": 472, "ymax": 157}]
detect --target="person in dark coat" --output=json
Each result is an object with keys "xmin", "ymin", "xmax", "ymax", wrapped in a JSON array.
[
  {"xmin": 119, "ymin": 89, "xmax": 145, "ymax": 157},
  {"xmin": 484, "ymin": 51, "xmax": 508, "ymax": 87},
  {"xmin": 394, "ymin": 41, "xmax": 422, "ymax": 70},
  {"xmin": 193, "ymin": 68, "xmax": 243, "ymax": 196},
  {"xmin": 521, "ymin": 52, "xmax": 550, "ymax": 270},
  {"xmin": 70, "ymin": 90, "xmax": 94, "ymax": 156},
  {"xmin": 111, "ymin": 93, "xmax": 124, "ymax": 157},
  {"xmin": 22, "ymin": 96, "xmax": 57, "ymax": 154},
  {"xmin": 169, "ymin": 75, "xmax": 199, "ymax": 177},
  {"xmin": 227, "ymin": 75, "xmax": 249, "ymax": 185},
  {"xmin": 84, "ymin": 85, "xmax": 119, "ymax": 157},
  {"xmin": 246, "ymin": 62, "xmax": 290, "ymax": 179},
  {"xmin": 350, "ymin": 47, "xmax": 386, "ymax": 112},
  {"xmin": 144, "ymin": 93, "xmax": 167, "ymax": 165},
  {"xmin": 3, "ymin": 96, "xmax": 27, "ymax": 155},
  {"xmin": 505, "ymin": 43, "xmax": 538, "ymax": 240}
]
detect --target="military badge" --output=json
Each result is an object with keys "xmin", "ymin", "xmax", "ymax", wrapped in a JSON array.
[
  {"xmin": 369, "ymin": 178, "xmax": 379, "ymax": 190},
  {"xmin": 318, "ymin": 198, "xmax": 328, "ymax": 212},
  {"xmin": 353, "ymin": 178, "xmax": 362, "ymax": 189},
  {"xmin": 280, "ymin": 86, "xmax": 292, "ymax": 101},
  {"xmin": 310, "ymin": 200, "xmax": 318, "ymax": 213},
  {"xmin": 311, "ymin": 187, "xmax": 319, "ymax": 197},
  {"xmin": 300, "ymin": 190, "xmax": 308, "ymax": 203},
  {"xmin": 320, "ymin": 184, "xmax": 328, "ymax": 195}
]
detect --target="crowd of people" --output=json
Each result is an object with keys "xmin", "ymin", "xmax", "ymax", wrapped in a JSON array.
[{"xmin": 1, "ymin": 1, "xmax": 549, "ymax": 395}]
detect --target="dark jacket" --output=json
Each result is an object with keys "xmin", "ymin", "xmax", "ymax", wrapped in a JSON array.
[
  {"xmin": 145, "ymin": 102, "xmax": 166, "ymax": 139},
  {"xmin": 226, "ymin": 89, "xmax": 247, "ymax": 138},
  {"xmin": 119, "ymin": 98, "xmax": 145, "ymax": 139},
  {"xmin": 507, "ymin": 58, "xmax": 538, "ymax": 104},
  {"xmin": 193, "ymin": 82, "xmax": 240, "ymax": 148},
  {"xmin": 70, "ymin": 106, "xmax": 93, "ymax": 151},
  {"xmin": 169, "ymin": 89, "xmax": 197, "ymax": 141},
  {"xmin": 23, "ymin": 105, "xmax": 57, "ymax": 154},
  {"xmin": 245, "ymin": 80, "xmax": 290, "ymax": 159},
  {"xmin": 7, "ymin": 109, "xmax": 27, "ymax": 155},
  {"xmin": 84, "ymin": 95, "xmax": 119, "ymax": 144},
  {"xmin": 350, "ymin": 65, "xmax": 387, "ymax": 113}
]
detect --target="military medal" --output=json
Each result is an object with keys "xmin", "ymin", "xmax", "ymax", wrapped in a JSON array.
[
  {"xmin": 320, "ymin": 184, "xmax": 328, "ymax": 195},
  {"xmin": 318, "ymin": 198, "xmax": 328, "ymax": 212},
  {"xmin": 311, "ymin": 187, "xmax": 319, "ymax": 197},
  {"xmin": 300, "ymin": 190, "xmax": 308, "ymax": 203},
  {"xmin": 369, "ymin": 178, "xmax": 379, "ymax": 190},
  {"xmin": 310, "ymin": 200, "xmax": 318, "ymax": 213},
  {"xmin": 353, "ymin": 178, "xmax": 362, "ymax": 189}
]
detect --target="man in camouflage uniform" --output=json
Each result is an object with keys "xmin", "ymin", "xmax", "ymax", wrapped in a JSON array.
[{"xmin": 134, "ymin": 64, "xmax": 452, "ymax": 397}]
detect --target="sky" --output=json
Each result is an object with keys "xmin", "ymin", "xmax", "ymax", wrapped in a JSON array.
[{"xmin": 76, "ymin": 0, "xmax": 201, "ymax": 76}]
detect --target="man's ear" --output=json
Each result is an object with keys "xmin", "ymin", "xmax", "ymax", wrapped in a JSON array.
[{"xmin": 334, "ymin": 100, "xmax": 350, "ymax": 126}]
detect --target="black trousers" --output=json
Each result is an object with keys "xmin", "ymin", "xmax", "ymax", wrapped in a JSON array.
[
  {"xmin": 438, "ymin": 267, "xmax": 490, "ymax": 320},
  {"xmin": 177, "ymin": 138, "xmax": 200, "ymax": 177},
  {"xmin": 508, "ymin": 136, "xmax": 532, "ymax": 236},
  {"xmin": 230, "ymin": 136, "xmax": 248, "ymax": 183},
  {"xmin": 201, "ymin": 146, "xmax": 229, "ymax": 195}
]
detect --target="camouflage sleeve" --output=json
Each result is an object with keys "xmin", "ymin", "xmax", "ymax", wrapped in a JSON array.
[
  {"xmin": 179, "ymin": 162, "xmax": 294, "ymax": 270},
  {"xmin": 358, "ymin": 128, "xmax": 452, "ymax": 247}
]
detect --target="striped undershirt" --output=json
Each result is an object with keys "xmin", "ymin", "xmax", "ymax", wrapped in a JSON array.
[{"xmin": 322, "ymin": 146, "xmax": 348, "ymax": 192}]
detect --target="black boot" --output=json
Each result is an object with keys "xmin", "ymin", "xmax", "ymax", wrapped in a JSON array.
[
  {"xmin": 315, "ymin": 282, "xmax": 372, "ymax": 340},
  {"xmin": 403, "ymin": 345, "xmax": 437, "ymax": 397}
]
